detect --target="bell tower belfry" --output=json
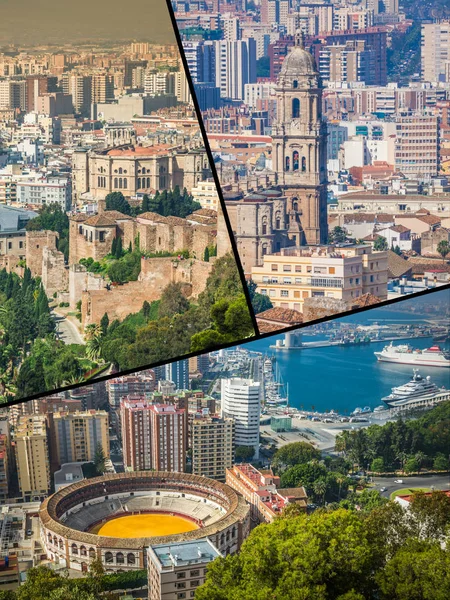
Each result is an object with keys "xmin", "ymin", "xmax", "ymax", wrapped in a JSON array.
[{"xmin": 272, "ymin": 30, "xmax": 328, "ymax": 245}]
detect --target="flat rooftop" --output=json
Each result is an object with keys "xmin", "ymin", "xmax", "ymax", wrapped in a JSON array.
[{"xmin": 149, "ymin": 539, "xmax": 221, "ymax": 569}]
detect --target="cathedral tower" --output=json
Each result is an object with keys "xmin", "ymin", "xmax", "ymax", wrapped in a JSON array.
[{"xmin": 272, "ymin": 31, "xmax": 328, "ymax": 245}]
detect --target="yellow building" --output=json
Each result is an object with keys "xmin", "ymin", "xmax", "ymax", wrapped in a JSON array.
[
  {"xmin": 51, "ymin": 410, "xmax": 110, "ymax": 468},
  {"xmin": 15, "ymin": 415, "xmax": 50, "ymax": 501},
  {"xmin": 251, "ymin": 245, "xmax": 388, "ymax": 312}
]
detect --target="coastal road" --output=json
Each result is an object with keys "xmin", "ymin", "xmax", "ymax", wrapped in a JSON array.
[
  {"xmin": 52, "ymin": 310, "xmax": 84, "ymax": 346},
  {"xmin": 373, "ymin": 474, "xmax": 450, "ymax": 498}
]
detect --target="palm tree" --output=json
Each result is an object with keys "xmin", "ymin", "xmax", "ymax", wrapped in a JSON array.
[
  {"xmin": 313, "ymin": 479, "xmax": 327, "ymax": 506},
  {"xmin": 397, "ymin": 451, "xmax": 408, "ymax": 473},
  {"xmin": 415, "ymin": 451, "xmax": 426, "ymax": 473},
  {"xmin": 336, "ymin": 475, "xmax": 345, "ymax": 500},
  {"xmin": 437, "ymin": 240, "xmax": 449, "ymax": 263},
  {"xmin": 84, "ymin": 323, "xmax": 102, "ymax": 341}
]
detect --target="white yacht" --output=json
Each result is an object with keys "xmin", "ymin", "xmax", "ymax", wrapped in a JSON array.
[{"xmin": 382, "ymin": 369, "xmax": 448, "ymax": 409}]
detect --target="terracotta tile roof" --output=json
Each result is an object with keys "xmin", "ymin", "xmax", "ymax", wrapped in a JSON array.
[
  {"xmin": 341, "ymin": 213, "xmax": 394, "ymax": 224},
  {"xmin": 104, "ymin": 210, "xmax": 133, "ymax": 220},
  {"xmin": 70, "ymin": 213, "xmax": 89, "ymax": 222},
  {"xmin": 416, "ymin": 215, "xmax": 442, "ymax": 226},
  {"xmin": 257, "ymin": 307, "xmax": 303, "ymax": 325},
  {"xmin": 257, "ymin": 321, "xmax": 285, "ymax": 334},
  {"xmin": 83, "ymin": 214, "xmax": 116, "ymax": 227},
  {"xmin": 387, "ymin": 250, "xmax": 412, "ymax": 279},
  {"xmin": 389, "ymin": 224, "xmax": 410, "ymax": 233},
  {"xmin": 138, "ymin": 212, "xmax": 169, "ymax": 223},
  {"xmin": 409, "ymin": 262, "xmax": 450, "ymax": 275},
  {"xmin": 193, "ymin": 208, "xmax": 217, "ymax": 218},
  {"xmin": 351, "ymin": 293, "xmax": 381, "ymax": 308},
  {"xmin": 165, "ymin": 216, "xmax": 188, "ymax": 226}
]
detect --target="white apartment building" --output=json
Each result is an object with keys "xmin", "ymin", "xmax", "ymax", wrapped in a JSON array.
[
  {"xmin": 214, "ymin": 39, "xmax": 257, "ymax": 101},
  {"xmin": 244, "ymin": 82, "xmax": 275, "ymax": 109},
  {"xmin": 17, "ymin": 177, "xmax": 71, "ymax": 210},
  {"xmin": 221, "ymin": 378, "xmax": 261, "ymax": 459},
  {"xmin": 190, "ymin": 179, "xmax": 219, "ymax": 211},
  {"xmin": 394, "ymin": 114, "xmax": 439, "ymax": 179},
  {"xmin": 421, "ymin": 21, "xmax": 450, "ymax": 83}
]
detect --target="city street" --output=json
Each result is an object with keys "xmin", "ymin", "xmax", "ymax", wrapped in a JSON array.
[{"xmin": 373, "ymin": 474, "xmax": 450, "ymax": 498}]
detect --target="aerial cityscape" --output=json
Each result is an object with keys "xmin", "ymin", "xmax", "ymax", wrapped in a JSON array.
[
  {"xmin": 0, "ymin": 0, "xmax": 450, "ymax": 598},
  {"xmin": 0, "ymin": 287, "xmax": 448, "ymax": 597},
  {"xmin": 0, "ymin": 15, "xmax": 255, "ymax": 403},
  {"xmin": 174, "ymin": 0, "xmax": 450, "ymax": 332}
]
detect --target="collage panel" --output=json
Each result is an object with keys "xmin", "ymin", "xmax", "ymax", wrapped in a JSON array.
[
  {"xmin": 170, "ymin": 2, "xmax": 450, "ymax": 334},
  {"xmin": 0, "ymin": 287, "xmax": 448, "ymax": 597},
  {"xmin": 0, "ymin": 0, "xmax": 257, "ymax": 407}
]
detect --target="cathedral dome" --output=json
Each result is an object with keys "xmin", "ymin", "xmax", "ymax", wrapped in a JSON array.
[{"xmin": 279, "ymin": 30, "xmax": 317, "ymax": 77}]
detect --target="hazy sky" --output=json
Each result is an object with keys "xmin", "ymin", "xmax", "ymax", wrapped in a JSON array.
[{"xmin": 0, "ymin": 0, "xmax": 176, "ymax": 45}]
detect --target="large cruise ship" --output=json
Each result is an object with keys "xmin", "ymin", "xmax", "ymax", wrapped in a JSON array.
[
  {"xmin": 382, "ymin": 369, "xmax": 450, "ymax": 410},
  {"xmin": 374, "ymin": 342, "xmax": 450, "ymax": 368}
]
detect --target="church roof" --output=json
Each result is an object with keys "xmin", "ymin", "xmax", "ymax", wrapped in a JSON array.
[{"xmin": 279, "ymin": 31, "xmax": 317, "ymax": 77}]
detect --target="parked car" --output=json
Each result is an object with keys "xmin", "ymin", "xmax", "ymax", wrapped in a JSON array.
[{"xmin": 394, "ymin": 479, "xmax": 403, "ymax": 484}]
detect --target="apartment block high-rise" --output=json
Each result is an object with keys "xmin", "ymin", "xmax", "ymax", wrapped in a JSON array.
[
  {"xmin": 214, "ymin": 39, "xmax": 257, "ymax": 101},
  {"xmin": 14, "ymin": 415, "xmax": 50, "ymax": 501},
  {"xmin": 421, "ymin": 21, "xmax": 450, "ymax": 83},
  {"xmin": 221, "ymin": 378, "xmax": 261, "ymax": 459},
  {"xmin": 51, "ymin": 410, "xmax": 110, "ymax": 467},
  {"xmin": 121, "ymin": 397, "xmax": 187, "ymax": 473},
  {"xmin": 165, "ymin": 359, "xmax": 189, "ymax": 390},
  {"xmin": 394, "ymin": 114, "xmax": 439, "ymax": 179},
  {"xmin": 0, "ymin": 434, "xmax": 9, "ymax": 500},
  {"xmin": 61, "ymin": 73, "xmax": 92, "ymax": 116},
  {"xmin": 107, "ymin": 375, "xmax": 155, "ymax": 410},
  {"xmin": 191, "ymin": 415, "xmax": 234, "ymax": 481}
]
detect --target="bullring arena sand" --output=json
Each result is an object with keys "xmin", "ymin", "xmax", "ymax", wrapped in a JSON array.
[{"xmin": 90, "ymin": 514, "xmax": 199, "ymax": 538}]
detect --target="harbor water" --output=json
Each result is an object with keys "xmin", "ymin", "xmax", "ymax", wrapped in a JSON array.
[{"xmin": 247, "ymin": 307, "xmax": 450, "ymax": 414}]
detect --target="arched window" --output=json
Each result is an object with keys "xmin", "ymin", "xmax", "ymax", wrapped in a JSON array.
[
  {"xmin": 118, "ymin": 167, "xmax": 123, "ymax": 174},
  {"xmin": 293, "ymin": 80, "xmax": 298, "ymax": 89},
  {"xmin": 147, "ymin": 177, "xmax": 150, "ymax": 188},
  {"xmin": 116, "ymin": 552, "xmax": 124, "ymax": 564},
  {"xmin": 137, "ymin": 178, "xmax": 141, "ymax": 189},
  {"xmin": 97, "ymin": 176, "xmax": 101, "ymax": 186},
  {"xmin": 292, "ymin": 98, "xmax": 300, "ymax": 118},
  {"xmin": 275, "ymin": 212, "xmax": 281, "ymax": 229},
  {"xmin": 302, "ymin": 156, "xmax": 306, "ymax": 172},
  {"xmin": 293, "ymin": 150, "xmax": 299, "ymax": 171},
  {"xmin": 59, "ymin": 539, "xmax": 64, "ymax": 549},
  {"xmin": 48, "ymin": 533, "xmax": 52, "ymax": 543},
  {"xmin": 124, "ymin": 178, "xmax": 127, "ymax": 189},
  {"xmin": 89, "ymin": 548, "xmax": 96, "ymax": 558},
  {"xmin": 293, "ymin": 201, "xmax": 299, "ymax": 212},
  {"xmin": 114, "ymin": 177, "xmax": 118, "ymax": 188},
  {"xmin": 118, "ymin": 177, "xmax": 123, "ymax": 189},
  {"xmin": 262, "ymin": 244, "xmax": 268, "ymax": 256},
  {"xmin": 127, "ymin": 553, "xmax": 136, "ymax": 565},
  {"xmin": 71, "ymin": 543, "xmax": 78, "ymax": 555},
  {"xmin": 80, "ymin": 546, "xmax": 87, "ymax": 557},
  {"xmin": 105, "ymin": 552, "xmax": 113, "ymax": 564},
  {"xmin": 261, "ymin": 217, "xmax": 267, "ymax": 235},
  {"xmin": 285, "ymin": 156, "xmax": 290, "ymax": 171},
  {"xmin": 142, "ymin": 167, "xmax": 146, "ymax": 174}
]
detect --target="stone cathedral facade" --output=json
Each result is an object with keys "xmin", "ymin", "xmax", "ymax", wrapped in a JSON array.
[
  {"xmin": 225, "ymin": 33, "xmax": 328, "ymax": 274},
  {"xmin": 271, "ymin": 30, "xmax": 328, "ymax": 246}
]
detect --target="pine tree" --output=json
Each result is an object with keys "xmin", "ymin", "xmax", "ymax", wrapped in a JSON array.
[
  {"xmin": 111, "ymin": 237, "xmax": 117, "ymax": 256},
  {"xmin": 204, "ymin": 246, "xmax": 210, "ymax": 262},
  {"xmin": 141, "ymin": 195, "xmax": 151, "ymax": 212},
  {"xmin": 100, "ymin": 313, "xmax": 109, "ymax": 337},
  {"xmin": 115, "ymin": 236, "xmax": 123, "ymax": 259}
]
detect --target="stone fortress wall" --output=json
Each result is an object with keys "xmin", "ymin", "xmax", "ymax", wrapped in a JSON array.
[{"xmin": 15, "ymin": 207, "xmax": 224, "ymax": 328}]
